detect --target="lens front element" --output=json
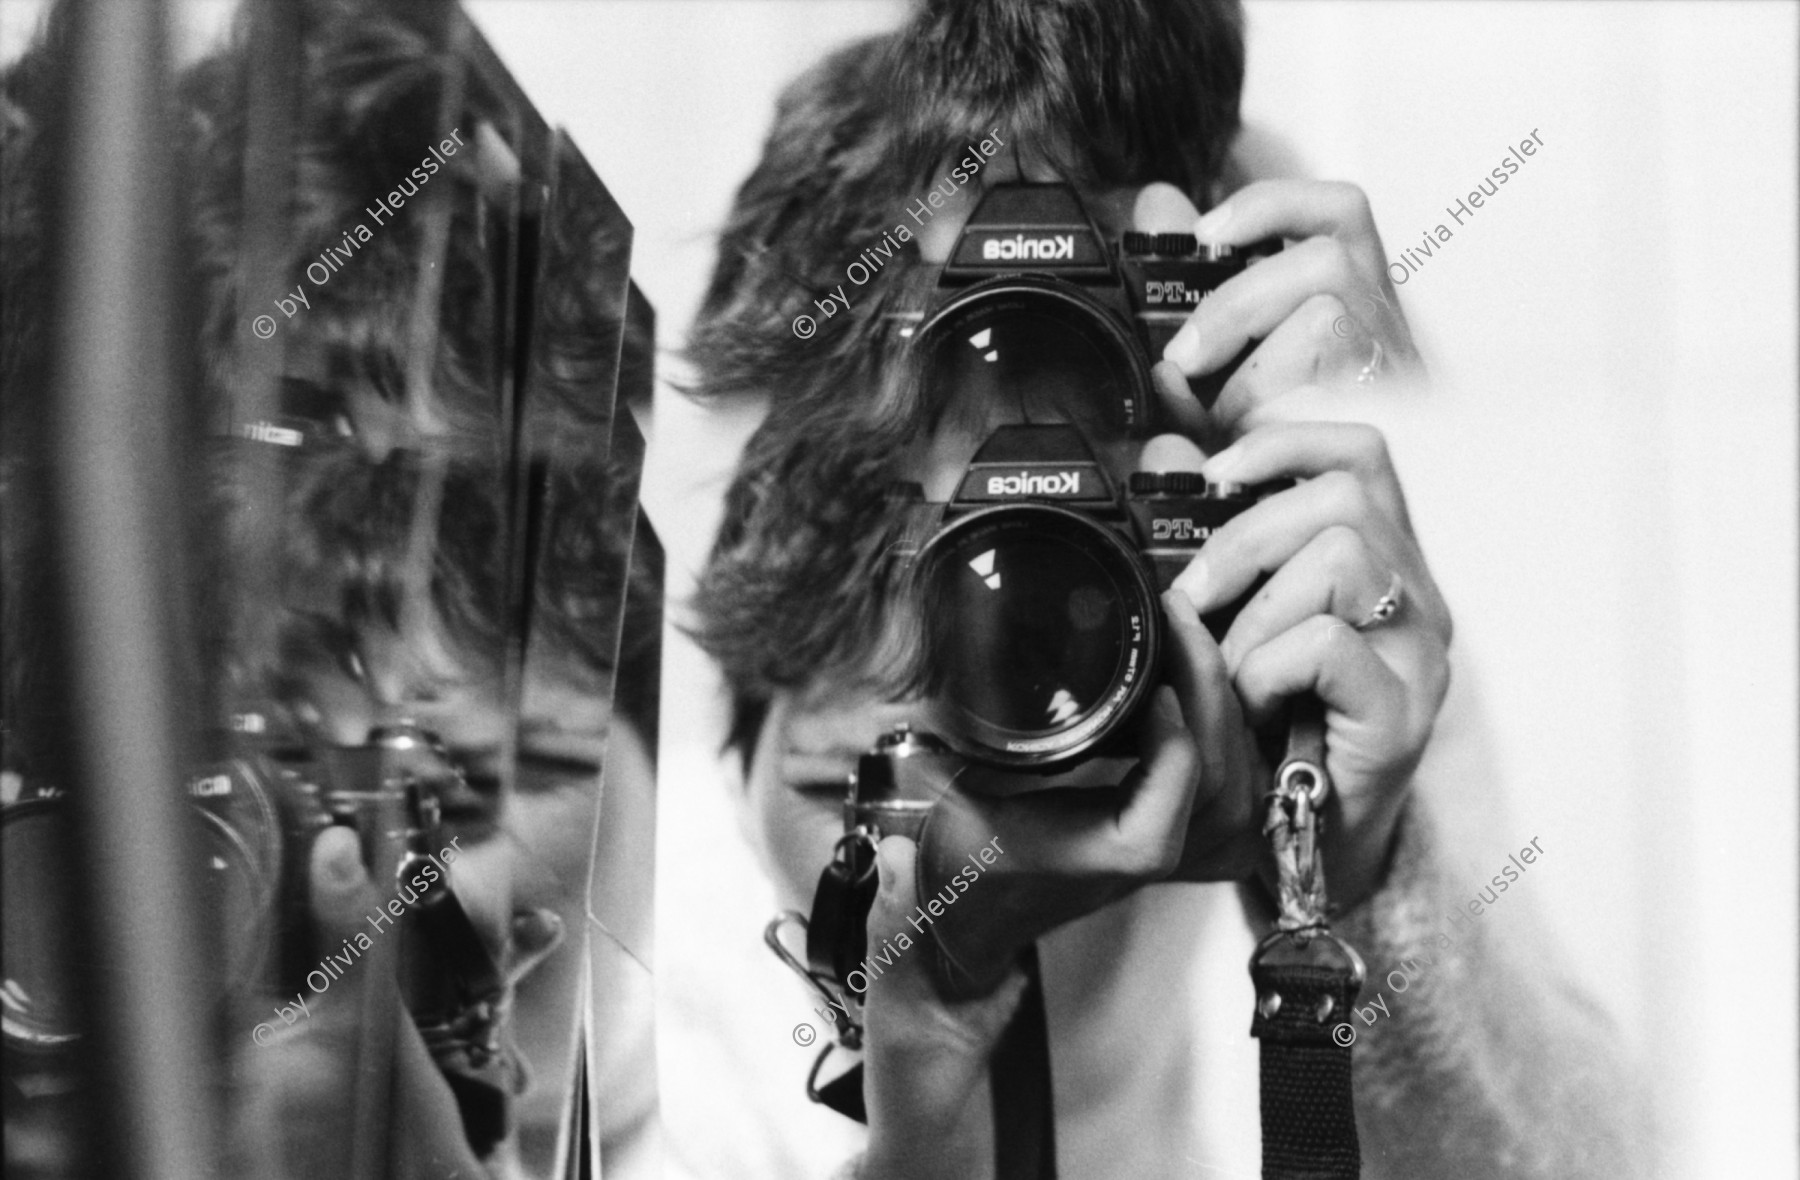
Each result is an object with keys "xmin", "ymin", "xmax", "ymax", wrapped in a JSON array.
[{"xmin": 917, "ymin": 505, "xmax": 1158, "ymax": 769}]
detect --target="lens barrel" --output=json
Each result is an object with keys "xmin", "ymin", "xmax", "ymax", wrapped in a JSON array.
[{"xmin": 912, "ymin": 275, "xmax": 1154, "ymax": 439}]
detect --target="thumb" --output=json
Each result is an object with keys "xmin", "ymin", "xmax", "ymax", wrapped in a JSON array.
[
  {"xmin": 861, "ymin": 834, "xmax": 1026, "ymax": 1066},
  {"xmin": 860, "ymin": 836, "xmax": 1024, "ymax": 1180},
  {"xmin": 304, "ymin": 826, "xmax": 394, "ymax": 1009},
  {"xmin": 860, "ymin": 835, "xmax": 936, "ymax": 1009},
  {"xmin": 306, "ymin": 828, "xmax": 488, "ymax": 1180},
  {"xmin": 309, "ymin": 825, "xmax": 381, "ymax": 945}
]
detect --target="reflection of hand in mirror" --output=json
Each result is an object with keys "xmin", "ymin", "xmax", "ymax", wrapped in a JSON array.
[
  {"xmin": 248, "ymin": 616, "xmax": 610, "ymax": 1176},
  {"xmin": 233, "ymin": 825, "xmax": 488, "ymax": 1180}
]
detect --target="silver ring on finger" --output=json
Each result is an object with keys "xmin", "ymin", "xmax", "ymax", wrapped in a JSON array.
[
  {"xmin": 1354, "ymin": 571, "xmax": 1404, "ymax": 630},
  {"xmin": 1356, "ymin": 339, "xmax": 1385, "ymax": 385}
]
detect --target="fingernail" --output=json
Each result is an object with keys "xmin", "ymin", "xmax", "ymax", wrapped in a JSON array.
[
  {"xmin": 1172, "ymin": 560, "xmax": 1210, "ymax": 613},
  {"xmin": 1195, "ymin": 204, "xmax": 1233, "ymax": 240},
  {"xmin": 1164, "ymin": 322, "xmax": 1201, "ymax": 369},
  {"xmin": 318, "ymin": 826, "xmax": 364, "ymax": 888},
  {"xmin": 1162, "ymin": 587, "xmax": 1198, "ymax": 626},
  {"xmin": 1202, "ymin": 446, "xmax": 1241, "ymax": 483},
  {"xmin": 1151, "ymin": 359, "xmax": 1193, "ymax": 407},
  {"xmin": 512, "ymin": 908, "xmax": 565, "ymax": 955}
]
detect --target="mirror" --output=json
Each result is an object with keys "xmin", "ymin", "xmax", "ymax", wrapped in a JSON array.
[{"xmin": 0, "ymin": 1, "xmax": 658, "ymax": 1175}]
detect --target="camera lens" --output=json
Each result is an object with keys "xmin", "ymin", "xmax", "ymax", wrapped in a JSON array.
[
  {"xmin": 913, "ymin": 276, "xmax": 1152, "ymax": 439},
  {"xmin": 0, "ymin": 791, "xmax": 268, "ymax": 1054},
  {"xmin": 916, "ymin": 504, "xmax": 1158, "ymax": 769},
  {"xmin": 1, "ymin": 804, "xmax": 83, "ymax": 1051}
]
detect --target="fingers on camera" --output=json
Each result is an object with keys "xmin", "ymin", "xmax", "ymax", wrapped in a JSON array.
[
  {"xmin": 1219, "ymin": 525, "xmax": 1389, "ymax": 671},
  {"xmin": 1195, "ymin": 179, "xmax": 1375, "ymax": 249},
  {"xmin": 1205, "ymin": 422, "xmax": 1404, "ymax": 518},
  {"xmin": 1193, "ymin": 470, "xmax": 1390, "ymax": 609},
  {"xmin": 1234, "ymin": 614, "xmax": 1406, "ymax": 731}
]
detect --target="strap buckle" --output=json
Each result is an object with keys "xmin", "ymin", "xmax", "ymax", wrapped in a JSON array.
[
  {"xmin": 1265, "ymin": 702, "xmax": 1333, "ymax": 931},
  {"xmin": 1248, "ymin": 925, "xmax": 1367, "ymax": 1027}
]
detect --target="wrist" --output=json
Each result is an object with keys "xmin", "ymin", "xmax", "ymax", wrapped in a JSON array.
[
  {"xmin": 862, "ymin": 1062, "xmax": 995, "ymax": 1180},
  {"xmin": 1324, "ymin": 785, "xmax": 1410, "ymax": 913}
]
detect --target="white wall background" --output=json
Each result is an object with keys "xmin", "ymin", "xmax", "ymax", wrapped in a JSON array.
[{"xmin": 5, "ymin": 2, "xmax": 1794, "ymax": 1175}]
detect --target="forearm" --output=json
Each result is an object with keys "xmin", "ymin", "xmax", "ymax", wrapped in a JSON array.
[{"xmin": 1325, "ymin": 800, "xmax": 1653, "ymax": 1179}]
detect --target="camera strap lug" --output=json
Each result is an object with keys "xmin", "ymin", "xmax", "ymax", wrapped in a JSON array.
[{"xmin": 1250, "ymin": 695, "xmax": 1365, "ymax": 1179}]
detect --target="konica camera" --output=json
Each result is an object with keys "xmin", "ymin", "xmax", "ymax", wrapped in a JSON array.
[
  {"xmin": 0, "ymin": 715, "xmax": 515, "ymax": 1152},
  {"xmin": 886, "ymin": 182, "xmax": 1283, "ymax": 772}
]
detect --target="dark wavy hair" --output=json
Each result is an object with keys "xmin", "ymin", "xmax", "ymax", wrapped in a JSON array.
[{"xmin": 687, "ymin": 0, "xmax": 1246, "ymax": 756}]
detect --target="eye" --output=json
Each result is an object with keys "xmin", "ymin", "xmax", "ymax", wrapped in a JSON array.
[
  {"xmin": 518, "ymin": 750, "xmax": 600, "ymax": 781},
  {"xmin": 515, "ymin": 747, "xmax": 604, "ymax": 797},
  {"xmin": 513, "ymin": 722, "xmax": 606, "ymax": 796}
]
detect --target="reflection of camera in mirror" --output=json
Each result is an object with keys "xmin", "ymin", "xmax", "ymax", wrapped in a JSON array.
[
  {"xmin": 0, "ymin": 0, "xmax": 659, "ymax": 1172},
  {"xmin": 0, "ymin": 716, "xmax": 514, "ymax": 1146},
  {"xmin": 887, "ymin": 182, "xmax": 1285, "ymax": 774}
]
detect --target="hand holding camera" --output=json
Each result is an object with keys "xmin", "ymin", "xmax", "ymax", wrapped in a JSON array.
[
  {"xmin": 1149, "ymin": 178, "xmax": 1453, "ymax": 909},
  {"xmin": 1154, "ymin": 177, "xmax": 1426, "ymax": 430},
  {"xmin": 233, "ymin": 825, "xmax": 489, "ymax": 1180}
]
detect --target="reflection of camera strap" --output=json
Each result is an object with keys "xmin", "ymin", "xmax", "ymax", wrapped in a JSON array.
[{"xmin": 1252, "ymin": 696, "xmax": 1367, "ymax": 1179}]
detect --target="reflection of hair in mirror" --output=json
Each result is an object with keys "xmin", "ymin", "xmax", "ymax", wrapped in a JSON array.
[
  {"xmin": 618, "ymin": 284, "xmax": 656, "ymax": 417},
  {"xmin": 613, "ymin": 509, "xmax": 664, "ymax": 755},
  {"xmin": 527, "ymin": 139, "xmax": 634, "ymax": 441},
  {"xmin": 0, "ymin": 7, "xmax": 70, "ymax": 771},
  {"xmin": 256, "ymin": 451, "xmax": 643, "ymax": 706},
  {"xmin": 178, "ymin": 0, "xmax": 537, "ymax": 448},
  {"xmin": 687, "ymin": 0, "xmax": 1248, "ymax": 757}
]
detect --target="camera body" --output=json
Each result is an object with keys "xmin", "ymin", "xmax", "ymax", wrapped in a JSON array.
[
  {"xmin": 891, "ymin": 426, "xmax": 1263, "ymax": 772},
  {"xmin": 191, "ymin": 716, "xmax": 501, "ymax": 1017},
  {"xmin": 888, "ymin": 182, "xmax": 1279, "ymax": 426},
  {"xmin": 883, "ymin": 183, "xmax": 1279, "ymax": 772}
]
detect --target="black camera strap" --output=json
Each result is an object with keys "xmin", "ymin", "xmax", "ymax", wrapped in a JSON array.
[
  {"xmin": 1251, "ymin": 698, "xmax": 1366, "ymax": 1180},
  {"xmin": 767, "ymin": 826, "xmax": 1057, "ymax": 1180},
  {"xmin": 987, "ymin": 944, "xmax": 1057, "ymax": 1180}
]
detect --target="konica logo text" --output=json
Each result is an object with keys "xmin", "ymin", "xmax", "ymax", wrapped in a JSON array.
[
  {"xmin": 986, "ymin": 471, "xmax": 1082, "ymax": 496},
  {"xmin": 981, "ymin": 234, "xmax": 1076, "ymax": 262}
]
